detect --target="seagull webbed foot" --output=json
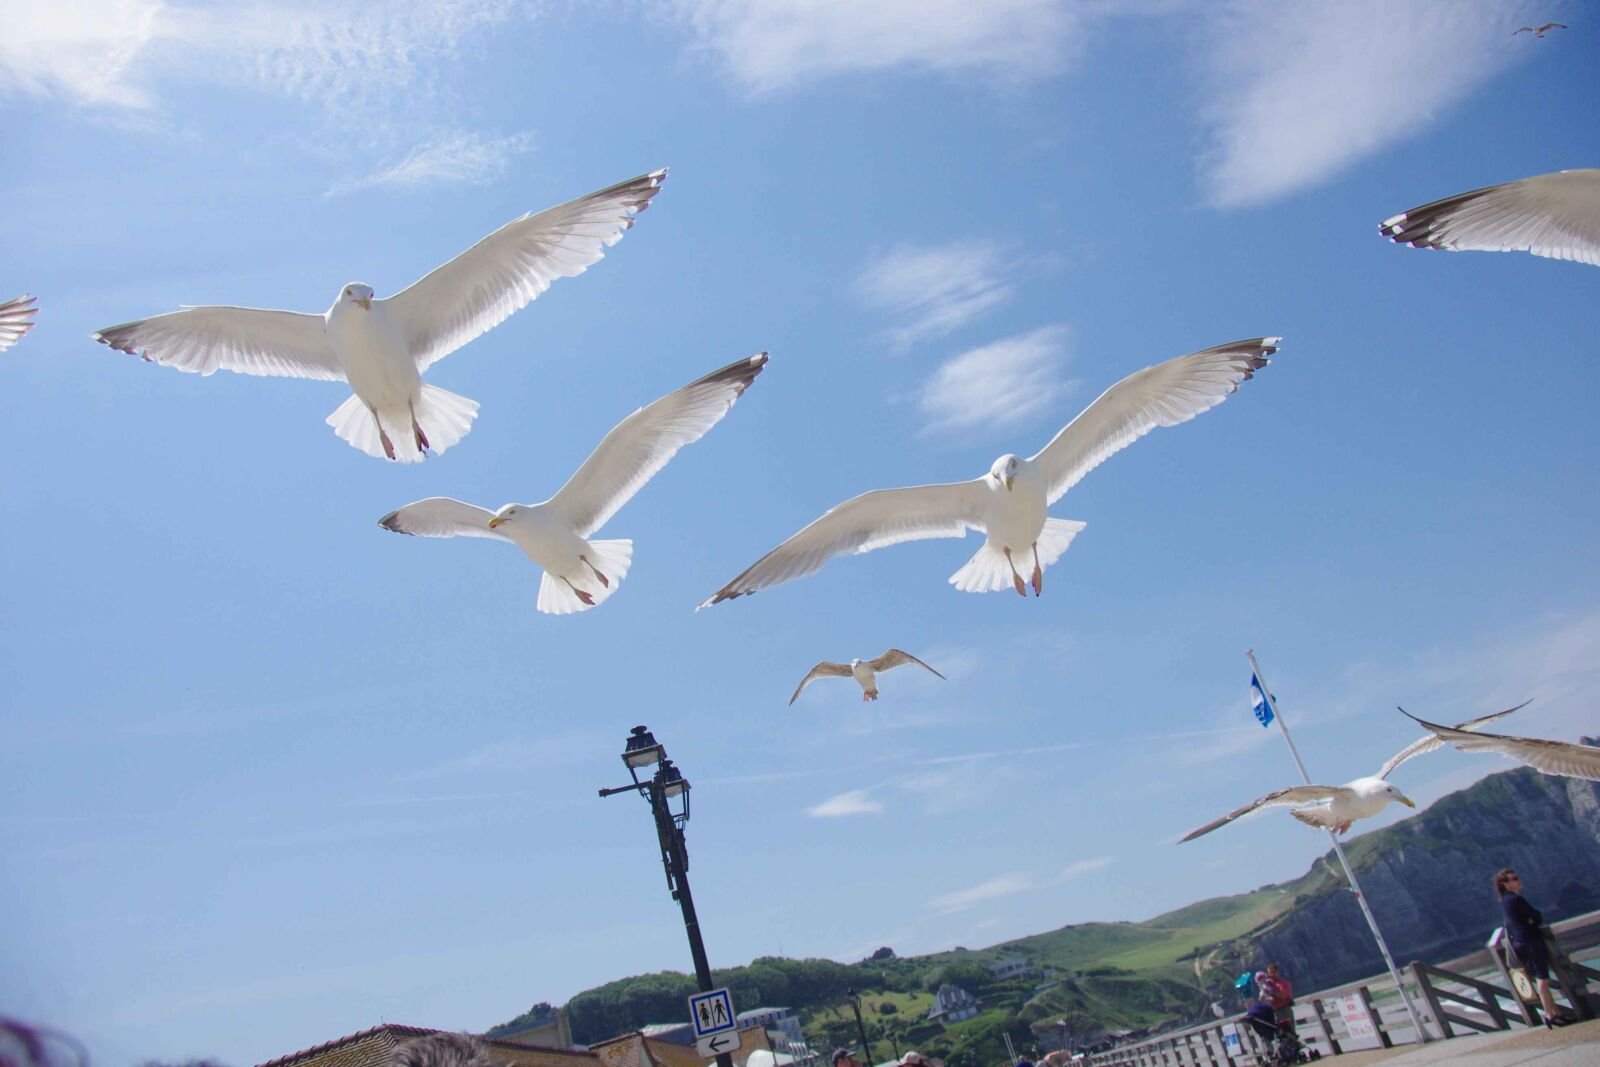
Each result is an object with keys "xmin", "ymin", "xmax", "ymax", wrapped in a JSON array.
[
  {"xmin": 580, "ymin": 554, "xmax": 611, "ymax": 588},
  {"xmin": 379, "ymin": 429, "xmax": 396, "ymax": 461},
  {"xmin": 1031, "ymin": 543, "xmax": 1043, "ymax": 596},
  {"xmin": 1005, "ymin": 547, "xmax": 1027, "ymax": 597},
  {"xmin": 409, "ymin": 402, "xmax": 430, "ymax": 454}
]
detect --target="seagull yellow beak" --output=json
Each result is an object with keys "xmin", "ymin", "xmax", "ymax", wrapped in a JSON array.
[
  {"xmin": 1004, "ymin": 475, "xmax": 1014, "ymax": 491},
  {"xmin": 487, "ymin": 517, "xmax": 504, "ymax": 529},
  {"xmin": 1398, "ymin": 795, "xmax": 1416, "ymax": 808},
  {"xmin": 356, "ymin": 297, "xmax": 372, "ymax": 310}
]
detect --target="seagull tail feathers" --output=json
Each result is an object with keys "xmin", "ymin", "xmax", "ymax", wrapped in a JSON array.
[
  {"xmin": 947, "ymin": 518, "xmax": 1086, "ymax": 593},
  {"xmin": 325, "ymin": 386, "xmax": 479, "ymax": 462},
  {"xmin": 536, "ymin": 539, "xmax": 633, "ymax": 615}
]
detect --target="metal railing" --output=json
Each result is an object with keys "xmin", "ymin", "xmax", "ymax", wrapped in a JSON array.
[{"xmin": 1086, "ymin": 916, "xmax": 1599, "ymax": 1066}]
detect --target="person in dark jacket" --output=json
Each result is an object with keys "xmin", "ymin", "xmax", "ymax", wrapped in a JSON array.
[{"xmin": 1494, "ymin": 867, "xmax": 1574, "ymax": 1026}]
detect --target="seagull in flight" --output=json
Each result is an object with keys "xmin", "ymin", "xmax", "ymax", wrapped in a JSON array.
[
  {"xmin": 1179, "ymin": 701, "xmax": 1530, "ymax": 842},
  {"xmin": 788, "ymin": 649, "xmax": 946, "ymax": 705},
  {"xmin": 93, "ymin": 169, "xmax": 666, "ymax": 461},
  {"xmin": 378, "ymin": 353, "xmax": 767, "ymax": 614},
  {"xmin": 1399, "ymin": 709, "xmax": 1600, "ymax": 781},
  {"xmin": 700, "ymin": 338, "xmax": 1279, "ymax": 608},
  {"xmin": 0, "ymin": 294, "xmax": 37, "ymax": 352},
  {"xmin": 1379, "ymin": 169, "xmax": 1600, "ymax": 267},
  {"xmin": 1513, "ymin": 22, "xmax": 1566, "ymax": 37}
]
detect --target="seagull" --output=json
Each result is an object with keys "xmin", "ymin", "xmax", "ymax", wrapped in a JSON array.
[
  {"xmin": 1179, "ymin": 701, "xmax": 1531, "ymax": 842},
  {"xmin": 788, "ymin": 649, "xmax": 946, "ymax": 705},
  {"xmin": 92, "ymin": 169, "xmax": 666, "ymax": 461},
  {"xmin": 0, "ymin": 294, "xmax": 37, "ymax": 352},
  {"xmin": 1379, "ymin": 169, "xmax": 1600, "ymax": 267},
  {"xmin": 378, "ymin": 353, "xmax": 767, "ymax": 614},
  {"xmin": 1513, "ymin": 22, "xmax": 1566, "ymax": 37},
  {"xmin": 1399, "ymin": 709, "xmax": 1600, "ymax": 781},
  {"xmin": 699, "ymin": 338, "xmax": 1279, "ymax": 608}
]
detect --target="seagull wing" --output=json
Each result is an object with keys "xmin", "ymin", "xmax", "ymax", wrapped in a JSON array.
[
  {"xmin": 1377, "ymin": 699, "xmax": 1533, "ymax": 779},
  {"xmin": 699, "ymin": 480, "xmax": 989, "ymax": 608},
  {"xmin": 1400, "ymin": 711, "xmax": 1600, "ymax": 781},
  {"xmin": 547, "ymin": 353, "xmax": 768, "ymax": 537},
  {"xmin": 93, "ymin": 305, "xmax": 341, "ymax": 380},
  {"xmin": 869, "ymin": 649, "xmax": 947, "ymax": 680},
  {"xmin": 788, "ymin": 662, "xmax": 854, "ymax": 706},
  {"xmin": 377, "ymin": 498, "xmax": 511, "ymax": 542},
  {"xmin": 1029, "ymin": 338, "xmax": 1279, "ymax": 505},
  {"xmin": 0, "ymin": 294, "xmax": 38, "ymax": 352},
  {"xmin": 1380, "ymin": 169, "xmax": 1600, "ymax": 267},
  {"xmin": 385, "ymin": 169, "xmax": 667, "ymax": 371},
  {"xmin": 1178, "ymin": 785, "xmax": 1342, "ymax": 843}
]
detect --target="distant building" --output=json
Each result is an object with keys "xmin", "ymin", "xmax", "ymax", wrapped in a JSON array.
[
  {"xmin": 927, "ymin": 985, "xmax": 980, "ymax": 1024},
  {"xmin": 493, "ymin": 1008, "xmax": 575, "ymax": 1050},
  {"xmin": 988, "ymin": 958, "xmax": 1038, "ymax": 982},
  {"xmin": 255, "ymin": 1024, "xmax": 601, "ymax": 1067},
  {"xmin": 736, "ymin": 1008, "xmax": 802, "ymax": 1052}
]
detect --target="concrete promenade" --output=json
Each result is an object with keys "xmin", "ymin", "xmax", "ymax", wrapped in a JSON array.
[{"xmin": 1320, "ymin": 1018, "xmax": 1600, "ymax": 1067}]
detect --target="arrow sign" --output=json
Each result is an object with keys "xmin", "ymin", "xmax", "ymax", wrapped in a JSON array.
[{"xmin": 696, "ymin": 1032, "xmax": 743, "ymax": 1058}]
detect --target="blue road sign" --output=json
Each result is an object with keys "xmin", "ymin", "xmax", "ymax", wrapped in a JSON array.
[{"xmin": 689, "ymin": 988, "xmax": 736, "ymax": 1039}]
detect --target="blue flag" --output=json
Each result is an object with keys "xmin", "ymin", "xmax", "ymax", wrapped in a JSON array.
[{"xmin": 1251, "ymin": 673, "xmax": 1274, "ymax": 727}]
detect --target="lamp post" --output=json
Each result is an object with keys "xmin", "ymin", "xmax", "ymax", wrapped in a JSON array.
[
  {"xmin": 846, "ymin": 988, "xmax": 874, "ymax": 1066},
  {"xmin": 601, "ymin": 726, "xmax": 734, "ymax": 1067}
]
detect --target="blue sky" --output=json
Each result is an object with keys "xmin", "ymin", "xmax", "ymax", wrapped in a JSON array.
[{"xmin": 3, "ymin": 1, "xmax": 1598, "ymax": 1064}]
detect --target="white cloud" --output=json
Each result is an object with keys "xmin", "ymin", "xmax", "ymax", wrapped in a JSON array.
[
  {"xmin": 917, "ymin": 325, "xmax": 1075, "ymax": 435},
  {"xmin": 671, "ymin": 0, "xmax": 1085, "ymax": 93},
  {"xmin": 929, "ymin": 857, "xmax": 1112, "ymax": 912},
  {"xmin": 1059, "ymin": 855, "xmax": 1114, "ymax": 880},
  {"xmin": 328, "ymin": 130, "xmax": 535, "ymax": 196},
  {"xmin": 929, "ymin": 871, "xmax": 1040, "ymax": 912},
  {"xmin": 857, "ymin": 241, "xmax": 1015, "ymax": 350},
  {"xmin": 0, "ymin": 0, "xmax": 513, "ymax": 112},
  {"xmin": 807, "ymin": 789, "xmax": 884, "ymax": 818},
  {"xmin": 1195, "ymin": 0, "xmax": 1537, "ymax": 208}
]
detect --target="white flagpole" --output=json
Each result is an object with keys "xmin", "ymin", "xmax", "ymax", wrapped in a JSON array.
[{"xmin": 1245, "ymin": 650, "xmax": 1433, "ymax": 1043}]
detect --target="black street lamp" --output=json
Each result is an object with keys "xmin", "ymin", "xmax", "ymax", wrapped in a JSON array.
[
  {"xmin": 845, "ymin": 988, "xmax": 874, "ymax": 1066},
  {"xmin": 601, "ymin": 726, "xmax": 734, "ymax": 1067}
]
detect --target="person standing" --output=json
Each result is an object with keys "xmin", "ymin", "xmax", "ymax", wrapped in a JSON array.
[{"xmin": 1494, "ymin": 867, "xmax": 1574, "ymax": 1027}]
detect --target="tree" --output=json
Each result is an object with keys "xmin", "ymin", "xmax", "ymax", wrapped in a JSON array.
[{"xmin": 869, "ymin": 947, "xmax": 896, "ymax": 960}]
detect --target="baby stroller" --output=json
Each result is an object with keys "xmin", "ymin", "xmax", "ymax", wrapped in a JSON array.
[{"xmin": 1242, "ymin": 1004, "xmax": 1318, "ymax": 1066}]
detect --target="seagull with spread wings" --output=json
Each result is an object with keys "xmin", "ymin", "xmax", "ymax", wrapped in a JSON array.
[
  {"xmin": 0, "ymin": 294, "xmax": 37, "ymax": 352},
  {"xmin": 1513, "ymin": 22, "xmax": 1566, "ymax": 37},
  {"xmin": 1379, "ymin": 169, "xmax": 1600, "ymax": 267},
  {"xmin": 1179, "ymin": 701, "xmax": 1531, "ymax": 842},
  {"xmin": 789, "ymin": 649, "xmax": 946, "ymax": 705},
  {"xmin": 378, "ymin": 353, "xmax": 767, "ymax": 614},
  {"xmin": 93, "ymin": 169, "xmax": 666, "ymax": 461},
  {"xmin": 700, "ymin": 338, "xmax": 1279, "ymax": 608},
  {"xmin": 1399, "ymin": 709, "xmax": 1600, "ymax": 781}
]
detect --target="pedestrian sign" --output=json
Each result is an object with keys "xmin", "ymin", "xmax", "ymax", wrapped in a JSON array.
[{"xmin": 689, "ymin": 988, "xmax": 736, "ymax": 1039}]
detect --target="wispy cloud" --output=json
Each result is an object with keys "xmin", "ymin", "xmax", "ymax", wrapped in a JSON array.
[
  {"xmin": 917, "ymin": 325, "xmax": 1075, "ymax": 436},
  {"xmin": 928, "ymin": 856, "xmax": 1111, "ymax": 912},
  {"xmin": 857, "ymin": 241, "xmax": 1015, "ymax": 351},
  {"xmin": 671, "ymin": 0, "xmax": 1086, "ymax": 94},
  {"xmin": 807, "ymin": 789, "xmax": 884, "ymax": 818},
  {"xmin": 1194, "ymin": 0, "xmax": 1537, "ymax": 208},
  {"xmin": 328, "ymin": 130, "xmax": 535, "ymax": 196},
  {"xmin": 0, "ymin": 0, "xmax": 513, "ymax": 113},
  {"xmin": 923, "ymin": 740, "xmax": 1086, "ymax": 766},
  {"xmin": 929, "ymin": 871, "xmax": 1040, "ymax": 912}
]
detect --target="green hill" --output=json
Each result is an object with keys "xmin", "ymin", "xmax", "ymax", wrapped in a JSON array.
[{"xmin": 498, "ymin": 764, "xmax": 1600, "ymax": 1066}]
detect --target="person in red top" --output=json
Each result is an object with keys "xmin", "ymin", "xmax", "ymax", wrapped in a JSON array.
[{"xmin": 1261, "ymin": 964, "xmax": 1294, "ymax": 1013}]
